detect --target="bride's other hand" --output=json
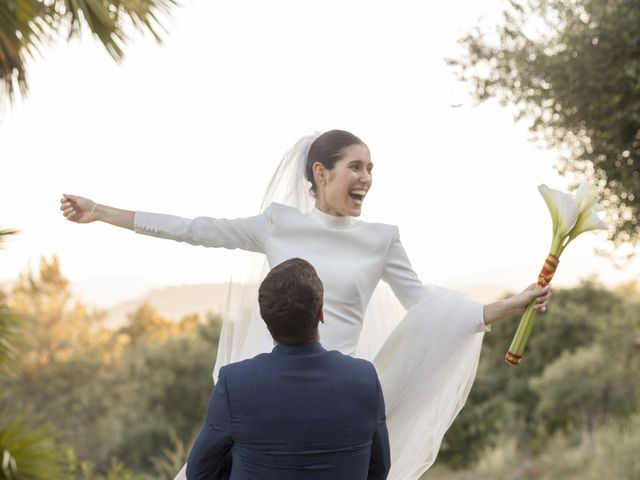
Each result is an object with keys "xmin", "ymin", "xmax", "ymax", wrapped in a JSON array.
[
  {"xmin": 60, "ymin": 194, "xmax": 97, "ymax": 224},
  {"xmin": 483, "ymin": 283, "xmax": 552, "ymax": 326},
  {"xmin": 510, "ymin": 283, "xmax": 552, "ymax": 315}
]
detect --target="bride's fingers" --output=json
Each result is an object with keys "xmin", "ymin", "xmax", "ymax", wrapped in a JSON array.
[
  {"xmin": 536, "ymin": 295, "xmax": 549, "ymax": 306},
  {"xmin": 536, "ymin": 292, "xmax": 548, "ymax": 303},
  {"xmin": 527, "ymin": 287, "xmax": 551, "ymax": 310},
  {"xmin": 532, "ymin": 285, "xmax": 550, "ymax": 299},
  {"xmin": 535, "ymin": 292, "xmax": 552, "ymax": 312}
]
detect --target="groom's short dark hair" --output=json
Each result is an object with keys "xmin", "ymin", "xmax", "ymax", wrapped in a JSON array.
[{"xmin": 258, "ymin": 258, "xmax": 324, "ymax": 345}]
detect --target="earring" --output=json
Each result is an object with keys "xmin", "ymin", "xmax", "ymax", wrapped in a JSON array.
[{"xmin": 322, "ymin": 180, "xmax": 326, "ymax": 185}]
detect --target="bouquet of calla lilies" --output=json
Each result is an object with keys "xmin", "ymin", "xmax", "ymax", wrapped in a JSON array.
[{"xmin": 505, "ymin": 182, "xmax": 608, "ymax": 366}]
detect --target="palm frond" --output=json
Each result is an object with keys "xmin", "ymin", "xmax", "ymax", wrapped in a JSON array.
[
  {"xmin": 60, "ymin": 0, "xmax": 126, "ymax": 60},
  {"xmin": 0, "ymin": 229, "xmax": 18, "ymax": 246},
  {"xmin": 56, "ymin": 0, "xmax": 180, "ymax": 61},
  {"xmin": 0, "ymin": 414, "xmax": 67, "ymax": 480},
  {"xmin": 0, "ymin": 0, "xmax": 52, "ymax": 104},
  {"xmin": 1, "ymin": 0, "xmax": 180, "ymax": 105},
  {"xmin": 119, "ymin": 0, "xmax": 179, "ymax": 43}
]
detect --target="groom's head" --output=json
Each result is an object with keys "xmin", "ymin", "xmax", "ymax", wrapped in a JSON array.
[{"xmin": 258, "ymin": 258, "xmax": 324, "ymax": 345}]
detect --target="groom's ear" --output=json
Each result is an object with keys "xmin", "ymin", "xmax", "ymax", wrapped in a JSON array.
[{"xmin": 318, "ymin": 309, "xmax": 324, "ymax": 324}]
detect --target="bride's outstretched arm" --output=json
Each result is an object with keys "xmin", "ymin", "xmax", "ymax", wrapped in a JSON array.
[
  {"xmin": 482, "ymin": 284, "xmax": 552, "ymax": 326},
  {"xmin": 60, "ymin": 194, "xmax": 134, "ymax": 230},
  {"xmin": 61, "ymin": 193, "xmax": 274, "ymax": 253}
]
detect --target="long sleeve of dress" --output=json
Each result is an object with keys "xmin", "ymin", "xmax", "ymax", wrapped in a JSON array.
[
  {"xmin": 133, "ymin": 206, "xmax": 273, "ymax": 253},
  {"xmin": 381, "ymin": 227, "xmax": 488, "ymax": 334}
]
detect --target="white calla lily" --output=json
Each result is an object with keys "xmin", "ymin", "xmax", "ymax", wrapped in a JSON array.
[
  {"xmin": 567, "ymin": 182, "xmax": 608, "ymax": 244},
  {"xmin": 570, "ymin": 210, "xmax": 608, "ymax": 239},
  {"xmin": 574, "ymin": 182, "xmax": 600, "ymax": 212},
  {"xmin": 538, "ymin": 184, "xmax": 580, "ymax": 244}
]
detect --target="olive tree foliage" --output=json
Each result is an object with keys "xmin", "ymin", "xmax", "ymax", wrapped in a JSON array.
[
  {"xmin": 438, "ymin": 281, "xmax": 638, "ymax": 469},
  {"xmin": 1, "ymin": 253, "xmax": 221, "ymax": 476},
  {"xmin": 450, "ymin": 0, "xmax": 640, "ymax": 252}
]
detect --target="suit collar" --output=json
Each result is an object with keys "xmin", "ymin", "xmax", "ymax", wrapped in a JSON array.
[{"xmin": 271, "ymin": 341, "xmax": 325, "ymax": 356}]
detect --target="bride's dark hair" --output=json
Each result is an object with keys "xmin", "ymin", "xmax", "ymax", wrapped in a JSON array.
[{"xmin": 305, "ymin": 130, "xmax": 367, "ymax": 194}]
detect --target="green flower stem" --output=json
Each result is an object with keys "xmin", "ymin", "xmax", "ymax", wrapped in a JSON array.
[{"xmin": 508, "ymin": 302, "xmax": 537, "ymax": 358}]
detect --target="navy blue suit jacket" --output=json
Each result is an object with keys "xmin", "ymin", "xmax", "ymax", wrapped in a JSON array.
[{"xmin": 186, "ymin": 342, "xmax": 390, "ymax": 480}]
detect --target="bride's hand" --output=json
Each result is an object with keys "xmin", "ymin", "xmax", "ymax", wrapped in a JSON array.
[
  {"xmin": 509, "ymin": 283, "xmax": 552, "ymax": 315},
  {"xmin": 60, "ymin": 194, "xmax": 97, "ymax": 224}
]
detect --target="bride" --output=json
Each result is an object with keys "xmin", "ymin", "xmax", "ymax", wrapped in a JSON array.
[{"xmin": 60, "ymin": 130, "xmax": 550, "ymax": 479}]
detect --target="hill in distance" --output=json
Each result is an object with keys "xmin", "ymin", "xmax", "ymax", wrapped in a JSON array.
[{"xmin": 70, "ymin": 253, "xmax": 638, "ymax": 329}]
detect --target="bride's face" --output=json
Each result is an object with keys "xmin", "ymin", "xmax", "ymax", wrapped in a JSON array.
[{"xmin": 315, "ymin": 144, "xmax": 373, "ymax": 217}]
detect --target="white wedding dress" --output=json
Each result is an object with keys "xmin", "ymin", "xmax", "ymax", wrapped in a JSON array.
[{"xmin": 134, "ymin": 202, "xmax": 487, "ymax": 480}]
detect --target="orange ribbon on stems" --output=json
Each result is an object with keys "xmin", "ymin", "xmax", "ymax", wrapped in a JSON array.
[{"xmin": 505, "ymin": 183, "xmax": 607, "ymax": 366}]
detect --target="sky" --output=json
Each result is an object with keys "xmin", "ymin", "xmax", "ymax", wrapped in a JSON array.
[{"xmin": 1, "ymin": 0, "xmax": 636, "ymax": 304}]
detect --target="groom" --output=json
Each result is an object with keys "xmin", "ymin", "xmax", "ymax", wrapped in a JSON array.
[{"xmin": 186, "ymin": 258, "xmax": 390, "ymax": 480}]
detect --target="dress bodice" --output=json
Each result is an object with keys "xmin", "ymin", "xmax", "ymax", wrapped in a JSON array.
[{"xmin": 262, "ymin": 205, "xmax": 398, "ymax": 353}]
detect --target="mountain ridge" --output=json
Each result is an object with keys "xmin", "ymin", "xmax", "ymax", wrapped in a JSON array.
[{"xmin": 64, "ymin": 254, "xmax": 637, "ymax": 329}]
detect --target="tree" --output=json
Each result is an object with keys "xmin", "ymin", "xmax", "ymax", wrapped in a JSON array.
[
  {"xmin": 438, "ymin": 281, "xmax": 632, "ymax": 468},
  {"xmin": 112, "ymin": 325, "xmax": 218, "ymax": 471},
  {"xmin": 9, "ymin": 255, "xmax": 105, "ymax": 367},
  {"xmin": 119, "ymin": 305, "xmax": 202, "ymax": 345},
  {"xmin": 451, "ymin": 0, "xmax": 640, "ymax": 251},
  {"xmin": 2, "ymin": 296, "xmax": 221, "ymax": 474},
  {"xmin": 120, "ymin": 303, "xmax": 175, "ymax": 342},
  {"xmin": 2, "ymin": 251, "xmax": 223, "ymax": 475},
  {"xmin": 0, "ymin": 0, "xmax": 179, "ymax": 105}
]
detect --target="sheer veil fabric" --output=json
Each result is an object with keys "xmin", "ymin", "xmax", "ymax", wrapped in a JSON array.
[
  {"xmin": 175, "ymin": 133, "xmax": 486, "ymax": 480},
  {"xmin": 213, "ymin": 133, "xmax": 319, "ymax": 381}
]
